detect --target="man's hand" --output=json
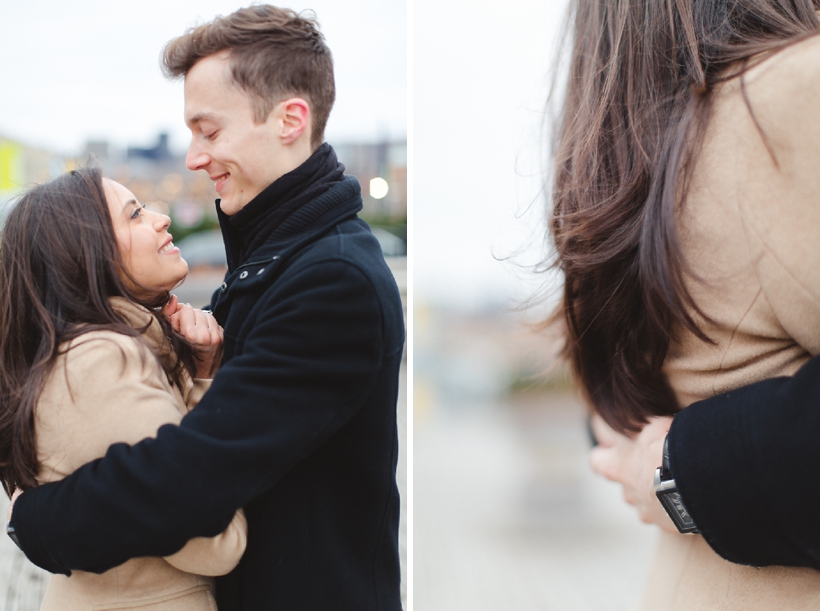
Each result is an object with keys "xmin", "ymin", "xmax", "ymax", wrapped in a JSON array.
[
  {"xmin": 589, "ymin": 414, "xmax": 678, "ymax": 533},
  {"xmin": 163, "ymin": 295, "xmax": 224, "ymax": 378},
  {"xmin": 7, "ymin": 488, "xmax": 23, "ymax": 522}
]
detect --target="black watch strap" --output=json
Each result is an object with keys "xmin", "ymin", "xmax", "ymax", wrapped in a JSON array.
[
  {"xmin": 654, "ymin": 436, "xmax": 701, "ymax": 534},
  {"xmin": 6, "ymin": 520, "xmax": 21, "ymax": 549}
]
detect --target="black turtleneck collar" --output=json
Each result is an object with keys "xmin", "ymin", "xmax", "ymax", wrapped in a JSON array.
[{"xmin": 218, "ymin": 142, "xmax": 345, "ymax": 263}]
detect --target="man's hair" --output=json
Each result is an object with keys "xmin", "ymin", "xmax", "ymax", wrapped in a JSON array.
[{"xmin": 162, "ymin": 5, "xmax": 334, "ymax": 149}]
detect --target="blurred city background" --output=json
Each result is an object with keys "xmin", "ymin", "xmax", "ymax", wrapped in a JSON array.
[
  {"xmin": 0, "ymin": 0, "xmax": 406, "ymax": 609},
  {"xmin": 413, "ymin": 0, "xmax": 658, "ymax": 609}
]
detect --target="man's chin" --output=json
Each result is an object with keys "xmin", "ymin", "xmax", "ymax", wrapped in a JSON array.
[{"xmin": 219, "ymin": 197, "xmax": 247, "ymax": 216}]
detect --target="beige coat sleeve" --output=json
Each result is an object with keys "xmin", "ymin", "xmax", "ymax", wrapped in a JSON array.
[
  {"xmin": 38, "ymin": 332, "xmax": 247, "ymax": 576},
  {"xmin": 735, "ymin": 39, "xmax": 820, "ymax": 355},
  {"xmin": 164, "ymin": 376, "xmax": 248, "ymax": 576},
  {"xmin": 186, "ymin": 378, "xmax": 212, "ymax": 409},
  {"xmin": 163, "ymin": 509, "xmax": 248, "ymax": 576}
]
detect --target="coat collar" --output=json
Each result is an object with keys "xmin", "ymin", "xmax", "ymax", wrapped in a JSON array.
[
  {"xmin": 217, "ymin": 175, "xmax": 364, "ymax": 273},
  {"xmin": 209, "ymin": 176, "xmax": 364, "ymax": 325}
]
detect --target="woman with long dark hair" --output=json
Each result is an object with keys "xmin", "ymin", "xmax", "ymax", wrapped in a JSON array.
[
  {"xmin": 550, "ymin": 0, "xmax": 820, "ymax": 608},
  {"xmin": 0, "ymin": 167, "xmax": 246, "ymax": 610}
]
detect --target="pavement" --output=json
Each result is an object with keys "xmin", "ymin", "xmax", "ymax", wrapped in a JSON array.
[
  {"xmin": 0, "ymin": 497, "xmax": 48, "ymax": 611},
  {"xmin": 414, "ymin": 390, "xmax": 657, "ymax": 611}
]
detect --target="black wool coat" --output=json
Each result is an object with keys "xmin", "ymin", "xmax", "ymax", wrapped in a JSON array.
[
  {"xmin": 669, "ymin": 352, "xmax": 820, "ymax": 573},
  {"xmin": 12, "ymin": 175, "xmax": 405, "ymax": 611}
]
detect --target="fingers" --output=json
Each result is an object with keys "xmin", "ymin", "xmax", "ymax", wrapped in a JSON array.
[
  {"xmin": 7, "ymin": 487, "xmax": 23, "ymax": 521},
  {"xmin": 175, "ymin": 304, "xmax": 198, "ymax": 337},
  {"xmin": 642, "ymin": 415, "xmax": 674, "ymax": 438},
  {"xmin": 589, "ymin": 444, "xmax": 620, "ymax": 481},
  {"xmin": 589, "ymin": 413, "xmax": 633, "ymax": 477},
  {"xmin": 172, "ymin": 304, "xmax": 222, "ymax": 349},
  {"xmin": 163, "ymin": 295, "xmax": 186, "ymax": 333},
  {"xmin": 162, "ymin": 295, "xmax": 181, "ymax": 318},
  {"xmin": 590, "ymin": 413, "xmax": 619, "ymax": 448},
  {"xmin": 589, "ymin": 414, "xmax": 682, "ymax": 532}
]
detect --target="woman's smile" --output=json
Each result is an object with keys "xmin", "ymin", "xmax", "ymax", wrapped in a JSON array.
[{"xmin": 103, "ymin": 178, "xmax": 189, "ymax": 297}]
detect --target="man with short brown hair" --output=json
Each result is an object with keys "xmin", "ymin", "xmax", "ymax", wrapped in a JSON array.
[{"xmin": 8, "ymin": 6, "xmax": 404, "ymax": 610}]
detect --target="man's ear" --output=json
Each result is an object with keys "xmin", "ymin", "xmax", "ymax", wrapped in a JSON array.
[{"xmin": 278, "ymin": 98, "xmax": 310, "ymax": 144}]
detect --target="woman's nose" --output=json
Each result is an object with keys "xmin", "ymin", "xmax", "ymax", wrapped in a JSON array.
[{"xmin": 150, "ymin": 210, "xmax": 172, "ymax": 231}]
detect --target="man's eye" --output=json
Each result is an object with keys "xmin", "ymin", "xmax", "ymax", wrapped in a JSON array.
[{"xmin": 205, "ymin": 131, "xmax": 217, "ymax": 141}]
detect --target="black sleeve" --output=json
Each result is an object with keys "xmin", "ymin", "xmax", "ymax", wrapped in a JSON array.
[
  {"xmin": 10, "ymin": 260, "xmax": 383, "ymax": 575},
  {"xmin": 669, "ymin": 353, "xmax": 820, "ymax": 570}
]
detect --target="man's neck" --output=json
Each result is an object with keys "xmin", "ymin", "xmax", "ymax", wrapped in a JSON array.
[{"xmin": 269, "ymin": 139, "xmax": 314, "ymax": 186}]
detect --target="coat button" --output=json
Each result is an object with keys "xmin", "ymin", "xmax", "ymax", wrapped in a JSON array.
[
  {"xmin": 220, "ymin": 282, "xmax": 227, "ymax": 293},
  {"xmin": 257, "ymin": 268, "xmax": 265, "ymax": 275},
  {"xmin": 239, "ymin": 271, "xmax": 249, "ymax": 279}
]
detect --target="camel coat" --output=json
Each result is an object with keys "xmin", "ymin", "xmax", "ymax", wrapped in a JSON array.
[
  {"xmin": 640, "ymin": 34, "xmax": 820, "ymax": 611},
  {"xmin": 35, "ymin": 298, "xmax": 247, "ymax": 611}
]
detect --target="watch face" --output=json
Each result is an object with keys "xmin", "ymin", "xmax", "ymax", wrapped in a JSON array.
[
  {"xmin": 6, "ymin": 522, "xmax": 21, "ymax": 549},
  {"xmin": 658, "ymin": 489, "xmax": 699, "ymax": 533}
]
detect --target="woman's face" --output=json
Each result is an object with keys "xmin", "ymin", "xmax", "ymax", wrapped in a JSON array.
[{"xmin": 103, "ymin": 178, "xmax": 189, "ymax": 297}]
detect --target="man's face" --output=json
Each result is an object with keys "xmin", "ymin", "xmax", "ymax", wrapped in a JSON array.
[{"xmin": 184, "ymin": 52, "xmax": 283, "ymax": 215}]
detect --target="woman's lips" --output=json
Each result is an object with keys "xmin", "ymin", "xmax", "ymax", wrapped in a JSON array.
[{"xmin": 159, "ymin": 237, "xmax": 179, "ymax": 255}]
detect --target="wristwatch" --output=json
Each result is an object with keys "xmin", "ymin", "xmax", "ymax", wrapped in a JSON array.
[
  {"xmin": 654, "ymin": 435, "xmax": 701, "ymax": 534},
  {"xmin": 6, "ymin": 520, "xmax": 21, "ymax": 549}
]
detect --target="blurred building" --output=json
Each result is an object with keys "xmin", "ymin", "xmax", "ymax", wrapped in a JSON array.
[
  {"xmin": 82, "ymin": 133, "xmax": 218, "ymax": 240},
  {"xmin": 85, "ymin": 133, "xmax": 408, "ymax": 242},
  {"xmin": 333, "ymin": 140, "xmax": 407, "ymax": 220},
  {"xmin": 0, "ymin": 131, "xmax": 407, "ymax": 253},
  {"xmin": 0, "ymin": 134, "xmax": 68, "ymax": 204}
]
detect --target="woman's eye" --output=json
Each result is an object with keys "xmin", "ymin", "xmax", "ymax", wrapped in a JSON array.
[
  {"xmin": 130, "ymin": 204, "xmax": 145, "ymax": 219},
  {"xmin": 205, "ymin": 131, "xmax": 217, "ymax": 141}
]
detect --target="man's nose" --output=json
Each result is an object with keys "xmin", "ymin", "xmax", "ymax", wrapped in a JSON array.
[{"xmin": 186, "ymin": 140, "xmax": 209, "ymax": 171}]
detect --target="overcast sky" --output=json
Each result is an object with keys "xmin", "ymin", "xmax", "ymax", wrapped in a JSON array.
[
  {"xmin": 1, "ymin": 0, "xmax": 572, "ymax": 311},
  {"xmin": 0, "ymin": 0, "xmax": 406, "ymax": 155},
  {"xmin": 413, "ymin": 0, "xmax": 569, "ymax": 310}
]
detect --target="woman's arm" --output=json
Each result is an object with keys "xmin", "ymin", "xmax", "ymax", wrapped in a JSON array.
[
  {"xmin": 163, "ymin": 508, "xmax": 247, "ymax": 576},
  {"xmin": 35, "ymin": 332, "xmax": 246, "ymax": 573}
]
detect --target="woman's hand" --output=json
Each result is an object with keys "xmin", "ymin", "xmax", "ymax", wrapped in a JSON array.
[
  {"xmin": 589, "ymin": 414, "xmax": 678, "ymax": 533},
  {"xmin": 6, "ymin": 488, "xmax": 22, "ymax": 522},
  {"xmin": 163, "ymin": 295, "xmax": 224, "ymax": 378}
]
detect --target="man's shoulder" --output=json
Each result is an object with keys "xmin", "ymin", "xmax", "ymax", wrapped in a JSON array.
[
  {"xmin": 285, "ymin": 218, "xmax": 395, "ymax": 288},
  {"xmin": 260, "ymin": 219, "xmax": 404, "ymax": 345}
]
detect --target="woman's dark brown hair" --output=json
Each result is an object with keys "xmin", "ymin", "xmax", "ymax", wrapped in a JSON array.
[
  {"xmin": 0, "ymin": 168, "xmax": 196, "ymax": 496},
  {"xmin": 550, "ymin": 0, "xmax": 820, "ymax": 433}
]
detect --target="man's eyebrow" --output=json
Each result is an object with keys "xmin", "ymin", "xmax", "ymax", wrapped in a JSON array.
[{"xmin": 188, "ymin": 112, "xmax": 220, "ymax": 126}]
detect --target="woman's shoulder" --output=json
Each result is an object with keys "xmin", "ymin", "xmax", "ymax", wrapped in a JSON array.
[
  {"xmin": 37, "ymin": 333, "xmax": 184, "ymax": 485},
  {"xmin": 61, "ymin": 298, "xmax": 162, "ymax": 366},
  {"xmin": 64, "ymin": 328, "xmax": 149, "ymax": 357},
  {"xmin": 707, "ymin": 33, "xmax": 820, "ymax": 164},
  {"xmin": 732, "ymin": 33, "xmax": 820, "ymax": 106},
  {"xmin": 59, "ymin": 329, "xmax": 159, "ymax": 383}
]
